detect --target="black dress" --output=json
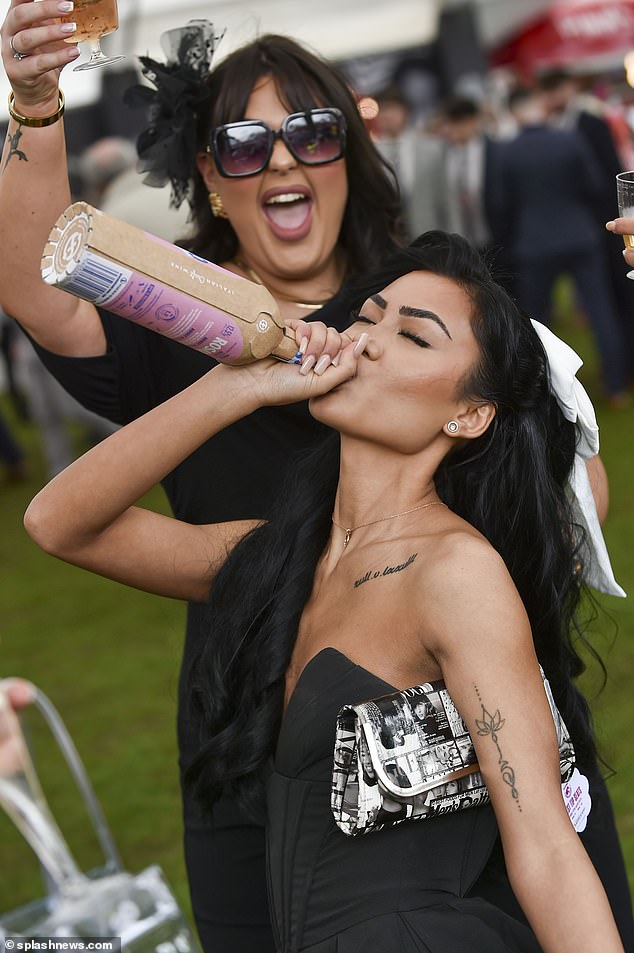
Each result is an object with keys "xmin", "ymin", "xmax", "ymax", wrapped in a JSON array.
[{"xmin": 268, "ymin": 648, "xmax": 543, "ymax": 953}]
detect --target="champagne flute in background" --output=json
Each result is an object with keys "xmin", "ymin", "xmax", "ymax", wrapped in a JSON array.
[
  {"xmin": 61, "ymin": 0, "xmax": 124, "ymax": 71},
  {"xmin": 615, "ymin": 171, "xmax": 634, "ymax": 279}
]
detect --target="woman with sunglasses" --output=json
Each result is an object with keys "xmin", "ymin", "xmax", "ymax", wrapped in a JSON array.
[
  {"xmin": 22, "ymin": 232, "xmax": 628, "ymax": 953},
  {"xmin": 0, "ymin": 11, "xmax": 631, "ymax": 953},
  {"xmin": 0, "ymin": 11, "xmax": 401, "ymax": 952}
]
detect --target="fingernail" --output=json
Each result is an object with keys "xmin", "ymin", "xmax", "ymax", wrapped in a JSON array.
[
  {"xmin": 58, "ymin": 1, "xmax": 74, "ymax": 11},
  {"xmin": 332, "ymin": 353, "xmax": 341, "ymax": 367},
  {"xmin": 314, "ymin": 355, "xmax": 331, "ymax": 376},
  {"xmin": 61, "ymin": 21, "xmax": 77, "ymax": 32},
  {"xmin": 67, "ymin": 45, "xmax": 80, "ymax": 57},
  {"xmin": 353, "ymin": 333, "xmax": 369, "ymax": 357},
  {"xmin": 606, "ymin": 220, "xmax": 615, "ymax": 229},
  {"xmin": 299, "ymin": 355, "xmax": 316, "ymax": 376},
  {"xmin": 299, "ymin": 336, "xmax": 308, "ymax": 355}
]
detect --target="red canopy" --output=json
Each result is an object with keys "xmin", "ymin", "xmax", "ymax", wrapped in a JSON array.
[{"xmin": 491, "ymin": 0, "xmax": 634, "ymax": 73}]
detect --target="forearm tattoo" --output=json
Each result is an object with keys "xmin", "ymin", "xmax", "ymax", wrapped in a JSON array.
[
  {"xmin": 353, "ymin": 552, "xmax": 418, "ymax": 589},
  {"xmin": 3, "ymin": 125, "xmax": 29, "ymax": 171},
  {"xmin": 474, "ymin": 685, "xmax": 522, "ymax": 811}
]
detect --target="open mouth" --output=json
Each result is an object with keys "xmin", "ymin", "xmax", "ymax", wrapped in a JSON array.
[{"xmin": 262, "ymin": 190, "xmax": 313, "ymax": 238}]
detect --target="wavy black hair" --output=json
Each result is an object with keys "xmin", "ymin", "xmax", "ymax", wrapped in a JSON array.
[
  {"xmin": 186, "ymin": 231, "xmax": 597, "ymax": 820},
  {"xmin": 184, "ymin": 34, "xmax": 403, "ymax": 272}
]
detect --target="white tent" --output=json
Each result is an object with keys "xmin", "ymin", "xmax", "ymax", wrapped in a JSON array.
[
  {"xmin": 1, "ymin": 0, "xmax": 555, "ymax": 121},
  {"xmin": 0, "ymin": 0, "xmax": 440, "ymax": 119}
]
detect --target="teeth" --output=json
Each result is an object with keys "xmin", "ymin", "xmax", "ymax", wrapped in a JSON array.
[{"xmin": 265, "ymin": 193, "xmax": 308, "ymax": 205}]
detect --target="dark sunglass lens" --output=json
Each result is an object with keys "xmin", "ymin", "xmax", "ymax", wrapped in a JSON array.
[
  {"xmin": 286, "ymin": 111, "xmax": 343, "ymax": 165},
  {"xmin": 215, "ymin": 124, "xmax": 270, "ymax": 176}
]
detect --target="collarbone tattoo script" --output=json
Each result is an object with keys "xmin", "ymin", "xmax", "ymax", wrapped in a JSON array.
[
  {"xmin": 474, "ymin": 684, "xmax": 522, "ymax": 812},
  {"xmin": 353, "ymin": 552, "xmax": 418, "ymax": 589},
  {"xmin": 3, "ymin": 126, "xmax": 28, "ymax": 171}
]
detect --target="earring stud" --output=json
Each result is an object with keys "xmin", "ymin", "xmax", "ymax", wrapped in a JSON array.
[{"xmin": 446, "ymin": 420, "xmax": 460, "ymax": 434}]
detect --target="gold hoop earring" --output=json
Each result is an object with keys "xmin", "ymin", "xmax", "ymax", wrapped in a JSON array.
[{"xmin": 209, "ymin": 192, "xmax": 228, "ymax": 219}]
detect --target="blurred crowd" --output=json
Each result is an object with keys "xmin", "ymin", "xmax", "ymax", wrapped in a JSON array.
[
  {"xmin": 371, "ymin": 67, "xmax": 634, "ymax": 407},
  {"xmin": 2, "ymin": 65, "xmax": 634, "ymax": 488}
]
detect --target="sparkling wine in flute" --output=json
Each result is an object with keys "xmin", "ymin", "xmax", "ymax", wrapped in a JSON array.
[
  {"xmin": 62, "ymin": 0, "xmax": 124, "ymax": 71},
  {"xmin": 615, "ymin": 171, "xmax": 634, "ymax": 277},
  {"xmin": 620, "ymin": 217, "xmax": 634, "ymax": 251}
]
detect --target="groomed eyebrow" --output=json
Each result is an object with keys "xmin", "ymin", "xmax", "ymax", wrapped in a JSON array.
[
  {"xmin": 399, "ymin": 306, "xmax": 452, "ymax": 340},
  {"xmin": 369, "ymin": 294, "xmax": 452, "ymax": 340}
]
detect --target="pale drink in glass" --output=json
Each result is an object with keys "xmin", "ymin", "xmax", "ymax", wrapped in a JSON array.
[
  {"xmin": 615, "ymin": 170, "xmax": 634, "ymax": 278},
  {"xmin": 61, "ymin": 0, "xmax": 124, "ymax": 71}
]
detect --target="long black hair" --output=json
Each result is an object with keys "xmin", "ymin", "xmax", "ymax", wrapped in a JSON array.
[
  {"xmin": 186, "ymin": 34, "xmax": 403, "ymax": 272},
  {"xmin": 186, "ymin": 231, "xmax": 597, "ymax": 820}
]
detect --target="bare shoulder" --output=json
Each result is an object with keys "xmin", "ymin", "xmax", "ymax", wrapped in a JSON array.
[
  {"xmin": 412, "ymin": 515, "xmax": 530, "ymax": 659},
  {"xmin": 416, "ymin": 517, "xmax": 514, "ymax": 596}
]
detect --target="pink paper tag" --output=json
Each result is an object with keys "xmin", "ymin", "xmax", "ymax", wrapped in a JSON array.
[{"xmin": 562, "ymin": 768, "xmax": 591, "ymax": 833}]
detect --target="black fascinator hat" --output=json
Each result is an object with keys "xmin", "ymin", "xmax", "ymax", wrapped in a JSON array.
[{"xmin": 124, "ymin": 20, "xmax": 224, "ymax": 210}]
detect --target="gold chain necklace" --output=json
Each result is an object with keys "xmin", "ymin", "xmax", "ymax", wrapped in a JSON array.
[
  {"xmin": 233, "ymin": 258, "xmax": 332, "ymax": 311},
  {"xmin": 332, "ymin": 501, "xmax": 448, "ymax": 549}
]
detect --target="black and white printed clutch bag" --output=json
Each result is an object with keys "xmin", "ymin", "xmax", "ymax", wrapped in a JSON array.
[{"xmin": 331, "ymin": 667, "xmax": 576, "ymax": 836}]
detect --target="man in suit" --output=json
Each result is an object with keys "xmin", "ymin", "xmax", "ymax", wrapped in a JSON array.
[
  {"xmin": 435, "ymin": 97, "xmax": 498, "ymax": 250},
  {"xmin": 496, "ymin": 86, "xmax": 628, "ymax": 403},
  {"xmin": 539, "ymin": 68, "xmax": 634, "ymax": 381},
  {"xmin": 434, "ymin": 97, "xmax": 512, "ymax": 291},
  {"xmin": 372, "ymin": 85, "xmax": 447, "ymax": 241}
]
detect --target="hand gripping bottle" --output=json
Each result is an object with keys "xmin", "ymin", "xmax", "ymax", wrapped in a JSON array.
[{"xmin": 41, "ymin": 202, "xmax": 301, "ymax": 365}]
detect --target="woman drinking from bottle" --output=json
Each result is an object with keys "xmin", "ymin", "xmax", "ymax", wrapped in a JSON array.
[{"xmin": 23, "ymin": 232, "xmax": 629, "ymax": 952}]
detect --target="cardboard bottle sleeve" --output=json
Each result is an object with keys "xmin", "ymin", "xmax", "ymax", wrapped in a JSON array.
[{"xmin": 41, "ymin": 202, "xmax": 299, "ymax": 365}]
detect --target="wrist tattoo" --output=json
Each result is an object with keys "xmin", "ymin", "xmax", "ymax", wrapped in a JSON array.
[
  {"xmin": 474, "ymin": 684, "xmax": 522, "ymax": 811},
  {"xmin": 353, "ymin": 552, "xmax": 418, "ymax": 589},
  {"xmin": 3, "ymin": 125, "xmax": 29, "ymax": 171}
]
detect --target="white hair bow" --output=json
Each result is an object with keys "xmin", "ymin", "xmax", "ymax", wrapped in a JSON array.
[{"xmin": 530, "ymin": 320, "xmax": 625, "ymax": 598}]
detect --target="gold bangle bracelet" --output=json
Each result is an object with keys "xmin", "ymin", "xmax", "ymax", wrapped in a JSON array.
[{"xmin": 8, "ymin": 90, "xmax": 65, "ymax": 128}]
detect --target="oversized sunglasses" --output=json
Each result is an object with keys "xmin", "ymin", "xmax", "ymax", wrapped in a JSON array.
[{"xmin": 209, "ymin": 107, "xmax": 347, "ymax": 178}]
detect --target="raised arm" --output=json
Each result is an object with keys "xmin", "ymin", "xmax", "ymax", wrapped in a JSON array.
[
  {"xmin": 423, "ymin": 537, "xmax": 624, "ymax": 953},
  {"xmin": 24, "ymin": 325, "xmax": 364, "ymax": 602},
  {"xmin": 0, "ymin": 0, "xmax": 106, "ymax": 355}
]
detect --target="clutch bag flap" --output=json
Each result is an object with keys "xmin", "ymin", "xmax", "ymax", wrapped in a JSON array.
[
  {"xmin": 332, "ymin": 667, "xmax": 576, "ymax": 836},
  {"xmin": 357, "ymin": 681, "xmax": 481, "ymax": 799}
]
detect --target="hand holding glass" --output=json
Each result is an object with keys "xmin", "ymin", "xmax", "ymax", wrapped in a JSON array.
[
  {"xmin": 61, "ymin": 0, "xmax": 124, "ymax": 71},
  {"xmin": 615, "ymin": 171, "xmax": 634, "ymax": 279}
]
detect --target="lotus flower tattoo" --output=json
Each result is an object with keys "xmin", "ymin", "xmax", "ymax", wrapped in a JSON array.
[{"xmin": 475, "ymin": 697, "xmax": 521, "ymax": 810}]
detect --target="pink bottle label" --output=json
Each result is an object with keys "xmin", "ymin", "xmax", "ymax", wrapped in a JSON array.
[
  {"xmin": 106, "ymin": 272, "xmax": 244, "ymax": 361},
  {"xmin": 60, "ymin": 248, "xmax": 245, "ymax": 363}
]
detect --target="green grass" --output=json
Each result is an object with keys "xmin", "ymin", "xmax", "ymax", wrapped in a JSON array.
[
  {"xmin": 0, "ymin": 422, "xmax": 188, "ymax": 916},
  {"xmin": 551, "ymin": 281, "xmax": 634, "ymax": 867},
  {"xmin": 0, "ymin": 291, "xmax": 632, "ymax": 924}
]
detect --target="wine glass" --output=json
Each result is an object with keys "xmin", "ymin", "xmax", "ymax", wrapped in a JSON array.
[
  {"xmin": 615, "ymin": 171, "xmax": 634, "ymax": 279},
  {"xmin": 61, "ymin": 0, "xmax": 125, "ymax": 71}
]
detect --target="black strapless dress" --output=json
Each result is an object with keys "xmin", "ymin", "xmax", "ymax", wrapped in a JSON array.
[{"xmin": 267, "ymin": 647, "xmax": 543, "ymax": 953}]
